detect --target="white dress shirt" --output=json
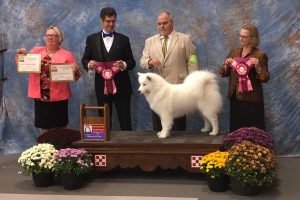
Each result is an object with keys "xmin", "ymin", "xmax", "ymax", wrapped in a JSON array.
[
  {"xmin": 100, "ymin": 30, "xmax": 127, "ymax": 70},
  {"xmin": 102, "ymin": 31, "xmax": 114, "ymax": 52},
  {"xmin": 160, "ymin": 32, "xmax": 173, "ymax": 51}
]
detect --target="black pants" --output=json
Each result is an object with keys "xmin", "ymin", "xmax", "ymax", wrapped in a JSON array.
[
  {"xmin": 151, "ymin": 111, "xmax": 186, "ymax": 131},
  {"xmin": 34, "ymin": 100, "xmax": 68, "ymax": 129},
  {"xmin": 230, "ymin": 96, "xmax": 265, "ymax": 132},
  {"xmin": 97, "ymin": 94, "xmax": 132, "ymax": 131}
]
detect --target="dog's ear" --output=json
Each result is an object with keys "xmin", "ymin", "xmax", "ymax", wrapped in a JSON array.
[{"xmin": 146, "ymin": 75, "xmax": 151, "ymax": 81}]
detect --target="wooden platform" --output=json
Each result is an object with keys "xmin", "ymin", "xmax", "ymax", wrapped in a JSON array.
[{"xmin": 73, "ymin": 131, "xmax": 224, "ymax": 173}]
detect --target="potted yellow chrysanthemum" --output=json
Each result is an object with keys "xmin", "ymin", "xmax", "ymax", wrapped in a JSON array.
[
  {"xmin": 18, "ymin": 143, "xmax": 58, "ymax": 187},
  {"xmin": 200, "ymin": 151, "xmax": 229, "ymax": 192}
]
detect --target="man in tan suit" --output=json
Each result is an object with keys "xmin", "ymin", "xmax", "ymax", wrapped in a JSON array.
[{"xmin": 140, "ymin": 11, "xmax": 199, "ymax": 131}]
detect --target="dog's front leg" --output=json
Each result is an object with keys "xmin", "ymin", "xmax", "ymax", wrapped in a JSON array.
[{"xmin": 157, "ymin": 115, "xmax": 173, "ymax": 138}]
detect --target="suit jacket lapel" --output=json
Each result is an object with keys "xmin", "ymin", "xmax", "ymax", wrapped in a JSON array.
[
  {"xmin": 164, "ymin": 32, "xmax": 178, "ymax": 61},
  {"xmin": 96, "ymin": 32, "xmax": 103, "ymax": 56},
  {"xmin": 154, "ymin": 35, "xmax": 164, "ymax": 60},
  {"xmin": 109, "ymin": 32, "xmax": 119, "ymax": 54}
]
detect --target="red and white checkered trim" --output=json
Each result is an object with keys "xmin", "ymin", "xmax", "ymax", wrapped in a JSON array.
[
  {"xmin": 190, "ymin": 155, "xmax": 202, "ymax": 168},
  {"xmin": 94, "ymin": 154, "xmax": 107, "ymax": 167}
]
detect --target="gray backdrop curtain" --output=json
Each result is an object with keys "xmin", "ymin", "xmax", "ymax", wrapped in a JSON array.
[{"xmin": 0, "ymin": 0, "xmax": 299, "ymax": 156}]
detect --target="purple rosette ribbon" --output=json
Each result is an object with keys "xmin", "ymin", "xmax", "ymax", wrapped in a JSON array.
[
  {"xmin": 96, "ymin": 61, "xmax": 120, "ymax": 95},
  {"xmin": 230, "ymin": 57, "xmax": 254, "ymax": 93}
]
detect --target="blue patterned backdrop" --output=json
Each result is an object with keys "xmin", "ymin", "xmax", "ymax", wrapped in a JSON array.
[{"xmin": 0, "ymin": 0, "xmax": 299, "ymax": 156}]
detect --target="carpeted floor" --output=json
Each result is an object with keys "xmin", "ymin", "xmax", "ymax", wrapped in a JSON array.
[
  {"xmin": 0, "ymin": 194, "xmax": 197, "ymax": 200},
  {"xmin": 0, "ymin": 154, "xmax": 300, "ymax": 200}
]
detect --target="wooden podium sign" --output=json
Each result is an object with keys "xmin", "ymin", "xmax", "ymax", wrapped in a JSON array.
[{"xmin": 80, "ymin": 104, "xmax": 110, "ymax": 141}]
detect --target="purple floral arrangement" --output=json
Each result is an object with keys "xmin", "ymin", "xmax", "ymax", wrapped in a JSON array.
[
  {"xmin": 223, "ymin": 127, "xmax": 275, "ymax": 152},
  {"xmin": 53, "ymin": 148, "xmax": 93, "ymax": 175},
  {"xmin": 37, "ymin": 129, "xmax": 81, "ymax": 149}
]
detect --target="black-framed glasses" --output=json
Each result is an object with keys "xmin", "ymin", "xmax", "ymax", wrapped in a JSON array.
[
  {"xmin": 45, "ymin": 34, "xmax": 59, "ymax": 38},
  {"xmin": 239, "ymin": 34, "xmax": 250, "ymax": 39},
  {"xmin": 103, "ymin": 19, "xmax": 116, "ymax": 24}
]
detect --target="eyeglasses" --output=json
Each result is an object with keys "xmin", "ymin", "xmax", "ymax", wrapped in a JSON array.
[
  {"xmin": 103, "ymin": 19, "xmax": 116, "ymax": 24},
  {"xmin": 45, "ymin": 34, "xmax": 59, "ymax": 38},
  {"xmin": 239, "ymin": 35, "xmax": 250, "ymax": 39}
]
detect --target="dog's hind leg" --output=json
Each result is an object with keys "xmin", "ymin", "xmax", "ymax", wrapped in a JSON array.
[
  {"xmin": 200, "ymin": 115, "xmax": 212, "ymax": 133},
  {"xmin": 202, "ymin": 112, "xmax": 219, "ymax": 136},
  {"xmin": 157, "ymin": 115, "xmax": 173, "ymax": 138}
]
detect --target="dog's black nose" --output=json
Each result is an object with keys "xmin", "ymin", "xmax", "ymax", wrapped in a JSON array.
[{"xmin": 138, "ymin": 90, "xmax": 141, "ymax": 93}]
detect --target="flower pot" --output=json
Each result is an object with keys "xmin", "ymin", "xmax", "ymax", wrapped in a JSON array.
[
  {"xmin": 230, "ymin": 176, "xmax": 261, "ymax": 196},
  {"xmin": 60, "ymin": 173, "xmax": 83, "ymax": 190},
  {"xmin": 207, "ymin": 175, "xmax": 229, "ymax": 192},
  {"xmin": 32, "ymin": 172, "xmax": 54, "ymax": 187}
]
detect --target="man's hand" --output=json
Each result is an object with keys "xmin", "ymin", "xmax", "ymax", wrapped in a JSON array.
[
  {"xmin": 113, "ymin": 60, "xmax": 124, "ymax": 68},
  {"xmin": 148, "ymin": 58, "xmax": 161, "ymax": 69},
  {"xmin": 87, "ymin": 60, "xmax": 97, "ymax": 70}
]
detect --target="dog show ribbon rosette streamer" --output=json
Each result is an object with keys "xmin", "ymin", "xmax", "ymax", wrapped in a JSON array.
[
  {"xmin": 230, "ymin": 57, "xmax": 254, "ymax": 93},
  {"xmin": 96, "ymin": 61, "xmax": 120, "ymax": 95}
]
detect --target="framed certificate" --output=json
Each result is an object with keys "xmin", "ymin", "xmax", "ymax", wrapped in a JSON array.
[
  {"xmin": 50, "ymin": 64, "xmax": 75, "ymax": 82},
  {"xmin": 17, "ymin": 54, "xmax": 41, "ymax": 73}
]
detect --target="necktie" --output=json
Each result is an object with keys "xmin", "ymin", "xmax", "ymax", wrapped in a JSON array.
[
  {"xmin": 103, "ymin": 32, "xmax": 113, "ymax": 38},
  {"xmin": 162, "ymin": 36, "xmax": 168, "ymax": 58}
]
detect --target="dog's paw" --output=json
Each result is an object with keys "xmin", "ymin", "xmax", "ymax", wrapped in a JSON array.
[
  {"xmin": 209, "ymin": 131, "xmax": 218, "ymax": 136},
  {"xmin": 201, "ymin": 127, "xmax": 211, "ymax": 132},
  {"xmin": 157, "ymin": 131, "xmax": 162, "ymax": 137},
  {"xmin": 158, "ymin": 133, "xmax": 169, "ymax": 138}
]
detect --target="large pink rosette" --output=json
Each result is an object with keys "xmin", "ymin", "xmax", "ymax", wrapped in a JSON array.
[
  {"xmin": 96, "ymin": 61, "xmax": 120, "ymax": 95},
  {"xmin": 230, "ymin": 58, "xmax": 254, "ymax": 93}
]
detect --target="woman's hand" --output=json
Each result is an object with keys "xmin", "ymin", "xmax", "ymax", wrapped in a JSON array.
[
  {"xmin": 71, "ymin": 64, "xmax": 81, "ymax": 81},
  {"xmin": 224, "ymin": 58, "xmax": 233, "ymax": 66},
  {"xmin": 224, "ymin": 58, "xmax": 233, "ymax": 70},
  {"xmin": 250, "ymin": 58, "xmax": 262, "ymax": 74},
  {"xmin": 71, "ymin": 64, "xmax": 80, "ymax": 72},
  {"xmin": 249, "ymin": 57, "xmax": 259, "ymax": 65},
  {"xmin": 16, "ymin": 48, "xmax": 27, "ymax": 55},
  {"xmin": 15, "ymin": 48, "xmax": 27, "ymax": 63}
]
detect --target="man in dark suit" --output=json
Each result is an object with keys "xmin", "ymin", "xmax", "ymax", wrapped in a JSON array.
[{"xmin": 82, "ymin": 7, "xmax": 136, "ymax": 130}]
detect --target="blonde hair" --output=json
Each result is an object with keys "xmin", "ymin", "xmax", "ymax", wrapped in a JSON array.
[
  {"xmin": 241, "ymin": 24, "xmax": 260, "ymax": 47},
  {"xmin": 44, "ymin": 26, "xmax": 64, "ymax": 44}
]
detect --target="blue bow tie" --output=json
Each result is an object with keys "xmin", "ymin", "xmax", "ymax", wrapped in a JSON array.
[{"xmin": 103, "ymin": 32, "xmax": 113, "ymax": 38}]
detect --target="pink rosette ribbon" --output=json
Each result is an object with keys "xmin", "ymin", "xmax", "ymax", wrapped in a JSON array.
[
  {"xmin": 230, "ymin": 58, "xmax": 254, "ymax": 93},
  {"xmin": 96, "ymin": 61, "xmax": 120, "ymax": 95}
]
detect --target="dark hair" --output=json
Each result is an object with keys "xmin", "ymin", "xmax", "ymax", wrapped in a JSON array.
[{"xmin": 100, "ymin": 7, "xmax": 117, "ymax": 19}]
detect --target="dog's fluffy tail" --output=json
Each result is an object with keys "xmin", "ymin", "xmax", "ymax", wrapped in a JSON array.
[
  {"xmin": 183, "ymin": 70, "xmax": 218, "ymax": 95},
  {"xmin": 183, "ymin": 70, "xmax": 222, "ymax": 113}
]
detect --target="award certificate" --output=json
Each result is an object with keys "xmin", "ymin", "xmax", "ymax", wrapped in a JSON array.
[
  {"xmin": 17, "ymin": 54, "xmax": 41, "ymax": 73},
  {"xmin": 50, "ymin": 64, "xmax": 75, "ymax": 82}
]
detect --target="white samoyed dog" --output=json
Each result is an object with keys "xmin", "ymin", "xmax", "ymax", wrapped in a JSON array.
[{"xmin": 138, "ymin": 71, "xmax": 222, "ymax": 138}]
